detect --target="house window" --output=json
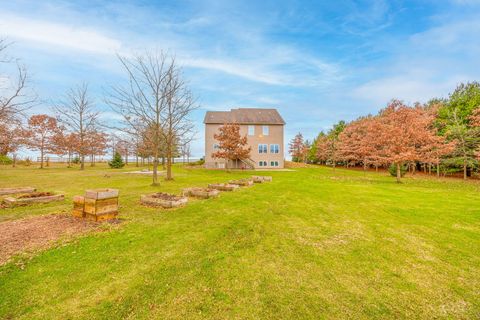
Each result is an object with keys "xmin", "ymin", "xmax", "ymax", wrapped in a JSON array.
[
  {"xmin": 248, "ymin": 125, "xmax": 255, "ymax": 136},
  {"xmin": 270, "ymin": 161, "xmax": 279, "ymax": 167},
  {"xmin": 259, "ymin": 160, "xmax": 267, "ymax": 167},
  {"xmin": 262, "ymin": 125, "xmax": 269, "ymax": 135},
  {"xmin": 258, "ymin": 144, "xmax": 268, "ymax": 153},
  {"xmin": 213, "ymin": 143, "xmax": 220, "ymax": 150},
  {"xmin": 270, "ymin": 144, "xmax": 279, "ymax": 154}
]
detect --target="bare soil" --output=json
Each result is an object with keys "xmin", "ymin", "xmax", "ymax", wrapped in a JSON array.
[
  {"xmin": 150, "ymin": 193, "xmax": 183, "ymax": 201},
  {"xmin": 17, "ymin": 192, "xmax": 54, "ymax": 199},
  {"xmin": 0, "ymin": 214, "xmax": 99, "ymax": 265}
]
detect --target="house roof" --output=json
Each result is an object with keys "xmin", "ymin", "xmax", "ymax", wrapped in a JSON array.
[{"xmin": 204, "ymin": 108, "xmax": 285, "ymax": 125}]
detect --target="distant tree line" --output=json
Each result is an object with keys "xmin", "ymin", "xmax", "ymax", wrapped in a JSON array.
[
  {"xmin": 0, "ymin": 39, "xmax": 196, "ymax": 185},
  {"xmin": 289, "ymin": 82, "xmax": 480, "ymax": 182}
]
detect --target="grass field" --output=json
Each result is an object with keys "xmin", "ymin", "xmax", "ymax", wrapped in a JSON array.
[{"xmin": 0, "ymin": 163, "xmax": 479, "ymax": 319}]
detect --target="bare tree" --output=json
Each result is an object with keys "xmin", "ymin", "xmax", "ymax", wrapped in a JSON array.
[
  {"xmin": 161, "ymin": 63, "xmax": 197, "ymax": 179},
  {"xmin": 0, "ymin": 38, "xmax": 36, "ymax": 124},
  {"xmin": 107, "ymin": 51, "xmax": 196, "ymax": 185},
  {"xmin": 54, "ymin": 83, "xmax": 99, "ymax": 170}
]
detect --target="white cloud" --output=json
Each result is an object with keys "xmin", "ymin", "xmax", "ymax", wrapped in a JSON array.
[{"xmin": 0, "ymin": 14, "xmax": 122, "ymax": 54}]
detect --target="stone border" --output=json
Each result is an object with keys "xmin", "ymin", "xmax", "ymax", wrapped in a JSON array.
[
  {"xmin": 0, "ymin": 187, "xmax": 36, "ymax": 196},
  {"xmin": 183, "ymin": 187, "xmax": 220, "ymax": 199},
  {"xmin": 229, "ymin": 179, "xmax": 254, "ymax": 187},
  {"xmin": 251, "ymin": 175, "xmax": 273, "ymax": 183},
  {"xmin": 140, "ymin": 193, "xmax": 188, "ymax": 208},
  {"xmin": 208, "ymin": 183, "xmax": 240, "ymax": 191},
  {"xmin": 4, "ymin": 194, "xmax": 65, "ymax": 207}
]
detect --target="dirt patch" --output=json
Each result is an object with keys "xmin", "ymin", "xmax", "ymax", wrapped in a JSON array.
[
  {"xmin": 17, "ymin": 192, "xmax": 54, "ymax": 199},
  {"xmin": 150, "ymin": 192, "xmax": 183, "ymax": 201},
  {"xmin": 0, "ymin": 214, "xmax": 99, "ymax": 266}
]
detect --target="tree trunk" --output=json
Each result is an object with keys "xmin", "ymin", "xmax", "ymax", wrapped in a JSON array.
[
  {"xmin": 152, "ymin": 157, "xmax": 159, "ymax": 186},
  {"xmin": 396, "ymin": 163, "xmax": 402, "ymax": 183},
  {"xmin": 12, "ymin": 154, "xmax": 16, "ymax": 168},
  {"xmin": 80, "ymin": 154, "xmax": 85, "ymax": 170},
  {"xmin": 162, "ymin": 157, "xmax": 166, "ymax": 170},
  {"xmin": 165, "ymin": 144, "xmax": 173, "ymax": 180},
  {"xmin": 463, "ymin": 157, "xmax": 467, "ymax": 180},
  {"xmin": 437, "ymin": 163, "xmax": 440, "ymax": 177},
  {"xmin": 136, "ymin": 154, "xmax": 139, "ymax": 167},
  {"xmin": 40, "ymin": 146, "xmax": 44, "ymax": 169},
  {"xmin": 67, "ymin": 152, "xmax": 71, "ymax": 168}
]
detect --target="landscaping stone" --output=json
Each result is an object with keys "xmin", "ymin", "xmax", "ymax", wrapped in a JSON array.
[
  {"xmin": 251, "ymin": 175, "xmax": 273, "ymax": 183},
  {"xmin": 140, "ymin": 193, "xmax": 188, "ymax": 208},
  {"xmin": 0, "ymin": 187, "xmax": 36, "ymax": 196},
  {"xmin": 229, "ymin": 178, "xmax": 254, "ymax": 187},
  {"xmin": 182, "ymin": 187, "xmax": 220, "ymax": 199},
  {"xmin": 208, "ymin": 183, "xmax": 239, "ymax": 191}
]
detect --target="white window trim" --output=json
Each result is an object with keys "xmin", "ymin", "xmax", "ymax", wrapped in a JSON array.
[
  {"xmin": 270, "ymin": 144, "xmax": 279, "ymax": 154},
  {"xmin": 248, "ymin": 125, "xmax": 255, "ymax": 136},
  {"xmin": 262, "ymin": 125, "xmax": 269, "ymax": 135},
  {"xmin": 258, "ymin": 144, "xmax": 268, "ymax": 154}
]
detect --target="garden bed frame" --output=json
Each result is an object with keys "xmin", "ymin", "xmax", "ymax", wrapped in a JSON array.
[
  {"xmin": 208, "ymin": 183, "xmax": 239, "ymax": 191},
  {"xmin": 3, "ymin": 193, "xmax": 64, "ymax": 207},
  {"xmin": 251, "ymin": 176, "xmax": 273, "ymax": 183},
  {"xmin": 0, "ymin": 187, "xmax": 36, "ymax": 196},
  {"xmin": 183, "ymin": 187, "xmax": 220, "ymax": 199},
  {"xmin": 140, "ymin": 193, "xmax": 188, "ymax": 208},
  {"xmin": 229, "ymin": 178, "xmax": 254, "ymax": 187}
]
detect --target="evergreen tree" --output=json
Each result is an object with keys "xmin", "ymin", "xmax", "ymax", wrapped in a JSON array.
[{"xmin": 109, "ymin": 151, "xmax": 125, "ymax": 168}]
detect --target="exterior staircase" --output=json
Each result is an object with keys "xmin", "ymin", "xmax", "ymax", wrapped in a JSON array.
[{"xmin": 240, "ymin": 158, "xmax": 256, "ymax": 170}]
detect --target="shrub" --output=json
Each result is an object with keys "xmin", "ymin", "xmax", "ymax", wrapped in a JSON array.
[
  {"xmin": 388, "ymin": 164, "xmax": 407, "ymax": 177},
  {"xmin": 109, "ymin": 152, "xmax": 125, "ymax": 169},
  {"xmin": 0, "ymin": 155, "xmax": 13, "ymax": 165},
  {"xmin": 71, "ymin": 156, "xmax": 80, "ymax": 164}
]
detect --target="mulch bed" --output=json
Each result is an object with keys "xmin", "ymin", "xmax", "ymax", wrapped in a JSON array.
[{"xmin": 0, "ymin": 214, "xmax": 99, "ymax": 266}]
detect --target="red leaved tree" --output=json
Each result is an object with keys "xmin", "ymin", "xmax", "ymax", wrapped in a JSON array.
[
  {"xmin": 23, "ymin": 114, "xmax": 60, "ymax": 168},
  {"xmin": 373, "ymin": 100, "xmax": 440, "ymax": 182},
  {"xmin": 212, "ymin": 123, "xmax": 251, "ymax": 170}
]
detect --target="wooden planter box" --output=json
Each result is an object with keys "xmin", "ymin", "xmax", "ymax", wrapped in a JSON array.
[
  {"xmin": 229, "ymin": 179, "xmax": 254, "ymax": 187},
  {"xmin": 208, "ymin": 183, "xmax": 239, "ymax": 191},
  {"xmin": 140, "ymin": 193, "xmax": 188, "ymax": 208},
  {"xmin": 251, "ymin": 176, "xmax": 273, "ymax": 183},
  {"xmin": 183, "ymin": 187, "xmax": 220, "ymax": 199},
  {"xmin": 84, "ymin": 189, "xmax": 119, "ymax": 221},
  {"xmin": 85, "ymin": 188, "xmax": 119, "ymax": 200},
  {"xmin": 0, "ymin": 187, "xmax": 36, "ymax": 196},
  {"xmin": 4, "ymin": 193, "xmax": 64, "ymax": 207},
  {"xmin": 72, "ymin": 195, "xmax": 85, "ymax": 218}
]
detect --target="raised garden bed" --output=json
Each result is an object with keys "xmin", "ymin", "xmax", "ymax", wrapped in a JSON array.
[
  {"xmin": 251, "ymin": 175, "xmax": 273, "ymax": 183},
  {"xmin": 183, "ymin": 187, "xmax": 220, "ymax": 199},
  {"xmin": 0, "ymin": 187, "xmax": 36, "ymax": 196},
  {"xmin": 229, "ymin": 178, "xmax": 254, "ymax": 187},
  {"xmin": 83, "ymin": 189, "xmax": 119, "ymax": 222},
  {"xmin": 3, "ymin": 192, "xmax": 64, "ymax": 207},
  {"xmin": 140, "ymin": 193, "xmax": 188, "ymax": 208},
  {"xmin": 208, "ymin": 183, "xmax": 239, "ymax": 191}
]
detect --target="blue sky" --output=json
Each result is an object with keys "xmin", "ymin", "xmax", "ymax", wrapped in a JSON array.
[{"xmin": 1, "ymin": 0, "xmax": 480, "ymax": 157}]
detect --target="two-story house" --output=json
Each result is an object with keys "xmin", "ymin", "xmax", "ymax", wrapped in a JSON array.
[{"xmin": 204, "ymin": 108, "xmax": 285, "ymax": 169}]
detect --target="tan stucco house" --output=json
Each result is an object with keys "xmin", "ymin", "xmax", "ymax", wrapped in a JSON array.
[{"xmin": 204, "ymin": 108, "xmax": 285, "ymax": 169}]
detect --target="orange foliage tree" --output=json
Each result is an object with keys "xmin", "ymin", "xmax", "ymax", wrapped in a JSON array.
[
  {"xmin": 211, "ymin": 123, "xmax": 251, "ymax": 170},
  {"xmin": 23, "ymin": 114, "xmax": 60, "ymax": 168}
]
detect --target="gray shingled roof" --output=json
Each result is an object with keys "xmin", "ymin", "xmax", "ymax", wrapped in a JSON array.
[{"xmin": 204, "ymin": 108, "xmax": 285, "ymax": 125}]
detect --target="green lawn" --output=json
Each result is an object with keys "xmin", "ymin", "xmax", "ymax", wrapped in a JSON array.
[{"xmin": 0, "ymin": 164, "xmax": 479, "ymax": 319}]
